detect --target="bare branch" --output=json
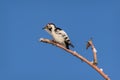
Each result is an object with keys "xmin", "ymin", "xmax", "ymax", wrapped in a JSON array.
[
  {"xmin": 40, "ymin": 38, "xmax": 110, "ymax": 80},
  {"xmin": 86, "ymin": 39, "xmax": 98, "ymax": 65}
]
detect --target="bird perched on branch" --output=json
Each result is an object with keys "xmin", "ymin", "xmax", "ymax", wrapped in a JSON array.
[{"xmin": 43, "ymin": 23, "xmax": 74, "ymax": 49}]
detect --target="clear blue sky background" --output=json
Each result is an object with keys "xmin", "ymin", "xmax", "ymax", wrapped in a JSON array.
[{"xmin": 0, "ymin": 0, "xmax": 120, "ymax": 80}]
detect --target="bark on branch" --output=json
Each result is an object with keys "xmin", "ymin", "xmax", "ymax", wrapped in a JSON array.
[{"xmin": 40, "ymin": 38, "xmax": 110, "ymax": 80}]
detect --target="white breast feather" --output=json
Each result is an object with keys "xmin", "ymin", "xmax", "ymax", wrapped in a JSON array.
[{"xmin": 52, "ymin": 30, "xmax": 68, "ymax": 44}]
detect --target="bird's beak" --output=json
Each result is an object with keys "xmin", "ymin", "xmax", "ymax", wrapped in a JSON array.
[
  {"xmin": 42, "ymin": 26, "xmax": 47, "ymax": 30},
  {"xmin": 42, "ymin": 27, "xmax": 45, "ymax": 30}
]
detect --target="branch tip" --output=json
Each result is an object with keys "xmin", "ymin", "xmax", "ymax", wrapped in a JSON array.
[
  {"xmin": 86, "ymin": 39, "xmax": 93, "ymax": 49},
  {"xmin": 39, "ymin": 38, "xmax": 44, "ymax": 41}
]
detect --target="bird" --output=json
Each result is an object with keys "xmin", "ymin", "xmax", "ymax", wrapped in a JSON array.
[{"xmin": 43, "ymin": 23, "xmax": 74, "ymax": 49}]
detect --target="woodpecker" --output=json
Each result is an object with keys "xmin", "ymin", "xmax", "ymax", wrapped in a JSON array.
[{"xmin": 43, "ymin": 23, "xmax": 74, "ymax": 49}]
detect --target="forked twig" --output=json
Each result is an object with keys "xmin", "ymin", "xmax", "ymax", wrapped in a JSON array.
[
  {"xmin": 40, "ymin": 38, "xmax": 110, "ymax": 80},
  {"xmin": 86, "ymin": 39, "xmax": 98, "ymax": 65}
]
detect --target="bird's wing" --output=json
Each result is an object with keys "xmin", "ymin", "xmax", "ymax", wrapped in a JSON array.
[
  {"xmin": 55, "ymin": 29, "xmax": 68, "ymax": 38},
  {"xmin": 55, "ymin": 29, "xmax": 74, "ymax": 48}
]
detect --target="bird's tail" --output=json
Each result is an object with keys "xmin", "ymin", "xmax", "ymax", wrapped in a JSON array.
[
  {"xmin": 65, "ymin": 41, "xmax": 74, "ymax": 49},
  {"xmin": 70, "ymin": 43, "xmax": 74, "ymax": 48}
]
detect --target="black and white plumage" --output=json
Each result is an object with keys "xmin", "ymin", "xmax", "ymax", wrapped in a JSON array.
[{"xmin": 43, "ymin": 23, "xmax": 74, "ymax": 49}]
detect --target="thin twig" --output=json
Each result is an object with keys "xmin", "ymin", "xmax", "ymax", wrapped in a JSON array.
[
  {"xmin": 86, "ymin": 39, "xmax": 98, "ymax": 65},
  {"xmin": 40, "ymin": 38, "xmax": 110, "ymax": 80}
]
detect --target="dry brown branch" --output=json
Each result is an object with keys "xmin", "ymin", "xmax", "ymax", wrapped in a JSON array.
[
  {"xmin": 40, "ymin": 38, "xmax": 110, "ymax": 80},
  {"xmin": 86, "ymin": 39, "xmax": 98, "ymax": 65}
]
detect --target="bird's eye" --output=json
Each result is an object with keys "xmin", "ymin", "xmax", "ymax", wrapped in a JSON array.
[{"xmin": 48, "ymin": 27, "xmax": 52, "ymax": 31}]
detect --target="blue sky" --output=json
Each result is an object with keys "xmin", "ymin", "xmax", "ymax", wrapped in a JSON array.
[{"xmin": 0, "ymin": 0, "xmax": 120, "ymax": 80}]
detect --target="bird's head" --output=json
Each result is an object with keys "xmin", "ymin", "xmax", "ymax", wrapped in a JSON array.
[{"xmin": 43, "ymin": 23, "xmax": 56, "ymax": 33}]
